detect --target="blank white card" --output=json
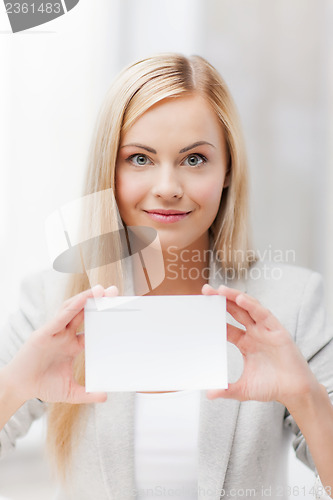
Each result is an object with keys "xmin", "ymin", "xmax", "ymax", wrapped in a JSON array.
[{"xmin": 84, "ymin": 295, "xmax": 227, "ymax": 392}]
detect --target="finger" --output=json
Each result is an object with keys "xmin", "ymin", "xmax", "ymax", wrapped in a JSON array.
[
  {"xmin": 69, "ymin": 385, "xmax": 108, "ymax": 404},
  {"xmin": 227, "ymin": 324, "xmax": 246, "ymax": 348},
  {"xmin": 201, "ymin": 284, "xmax": 218, "ymax": 295},
  {"xmin": 104, "ymin": 285, "xmax": 119, "ymax": 297},
  {"xmin": 50, "ymin": 285, "xmax": 105, "ymax": 332},
  {"xmin": 227, "ymin": 301, "xmax": 254, "ymax": 328},
  {"xmin": 203, "ymin": 285, "xmax": 253, "ymax": 324},
  {"xmin": 216, "ymin": 285, "xmax": 244, "ymax": 302},
  {"xmin": 62, "ymin": 284, "xmax": 103, "ymax": 310},
  {"xmin": 202, "ymin": 284, "xmax": 244, "ymax": 299},
  {"xmin": 206, "ymin": 388, "xmax": 229, "ymax": 399},
  {"xmin": 206, "ymin": 381, "xmax": 243, "ymax": 400},
  {"xmin": 201, "ymin": 284, "xmax": 254, "ymax": 328},
  {"xmin": 202, "ymin": 284, "xmax": 254, "ymax": 329},
  {"xmin": 66, "ymin": 332, "xmax": 85, "ymax": 357},
  {"xmin": 77, "ymin": 332, "xmax": 85, "ymax": 349},
  {"xmin": 67, "ymin": 309, "xmax": 84, "ymax": 333},
  {"xmin": 64, "ymin": 285, "xmax": 105, "ymax": 313},
  {"xmin": 235, "ymin": 294, "xmax": 281, "ymax": 330}
]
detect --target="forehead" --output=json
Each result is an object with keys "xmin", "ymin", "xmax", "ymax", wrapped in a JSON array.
[{"xmin": 121, "ymin": 93, "xmax": 225, "ymax": 146}]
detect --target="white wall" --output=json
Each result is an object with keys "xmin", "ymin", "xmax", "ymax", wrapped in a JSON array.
[
  {"xmin": 117, "ymin": 0, "xmax": 204, "ymax": 63},
  {"xmin": 326, "ymin": 0, "xmax": 333, "ymax": 310},
  {"xmin": 200, "ymin": 0, "xmax": 330, "ymax": 272},
  {"xmin": 0, "ymin": 0, "xmax": 122, "ymax": 321}
]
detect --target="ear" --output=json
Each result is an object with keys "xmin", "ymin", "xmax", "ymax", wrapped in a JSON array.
[{"xmin": 223, "ymin": 168, "xmax": 231, "ymax": 188}]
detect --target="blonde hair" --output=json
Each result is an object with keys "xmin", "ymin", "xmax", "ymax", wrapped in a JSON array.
[{"xmin": 47, "ymin": 52, "xmax": 254, "ymax": 480}]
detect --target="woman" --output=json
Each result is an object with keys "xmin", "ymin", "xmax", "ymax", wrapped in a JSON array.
[{"xmin": 0, "ymin": 53, "xmax": 333, "ymax": 500}]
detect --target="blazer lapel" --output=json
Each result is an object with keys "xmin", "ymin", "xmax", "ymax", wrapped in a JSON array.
[{"xmin": 198, "ymin": 394, "xmax": 240, "ymax": 499}]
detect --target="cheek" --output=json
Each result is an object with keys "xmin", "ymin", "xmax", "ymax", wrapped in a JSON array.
[
  {"xmin": 194, "ymin": 177, "xmax": 224, "ymax": 212},
  {"xmin": 115, "ymin": 171, "xmax": 143, "ymax": 212}
]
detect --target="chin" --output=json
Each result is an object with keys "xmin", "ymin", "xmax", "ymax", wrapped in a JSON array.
[{"xmin": 157, "ymin": 233, "xmax": 200, "ymax": 252}]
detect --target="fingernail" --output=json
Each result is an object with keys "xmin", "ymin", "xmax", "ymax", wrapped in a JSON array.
[
  {"xmin": 106, "ymin": 286, "xmax": 118, "ymax": 297},
  {"xmin": 92, "ymin": 284, "xmax": 102, "ymax": 291}
]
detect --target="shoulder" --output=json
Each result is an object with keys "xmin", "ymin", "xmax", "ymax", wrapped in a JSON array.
[
  {"xmin": 244, "ymin": 260, "xmax": 318, "ymax": 299},
  {"xmin": 244, "ymin": 261, "xmax": 328, "ymax": 346},
  {"xmin": 210, "ymin": 253, "xmax": 321, "ymax": 309},
  {"xmin": 244, "ymin": 260, "xmax": 323, "ymax": 311},
  {"xmin": 0, "ymin": 269, "xmax": 69, "ymax": 365}
]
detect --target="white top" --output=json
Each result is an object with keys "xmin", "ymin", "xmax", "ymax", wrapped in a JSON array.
[{"xmin": 134, "ymin": 390, "xmax": 201, "ymax": 500}]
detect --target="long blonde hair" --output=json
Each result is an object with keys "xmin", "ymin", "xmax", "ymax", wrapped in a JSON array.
[{"xmin": 47, "ymin": 52, "xmax": 253, "ymax": 480}]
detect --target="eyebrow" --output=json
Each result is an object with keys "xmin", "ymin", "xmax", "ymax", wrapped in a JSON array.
[{"xmin": 119, "ymin": 141, "xmax": 216, "ymax": 154}]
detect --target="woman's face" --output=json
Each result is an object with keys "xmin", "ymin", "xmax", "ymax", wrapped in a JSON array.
[{"xmin": 115, "ymin": 93, "xmax": 229, "ymax": 251}]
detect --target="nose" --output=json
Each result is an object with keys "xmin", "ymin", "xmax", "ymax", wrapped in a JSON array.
[{"xmin": 151, "ymin": 165, "xmax": 183, "ymax": 200}]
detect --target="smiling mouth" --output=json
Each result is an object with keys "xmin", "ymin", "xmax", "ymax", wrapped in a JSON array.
[
  {"xmin": 144, "ymin": 209, "xmax": 192, "ymax": 215},
  {"xmin": 143, "ymin": 210, "xmax": 192, "ymax": 223}
]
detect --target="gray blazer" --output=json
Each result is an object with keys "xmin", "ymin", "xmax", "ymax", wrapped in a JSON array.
[{"xmin": 1, "ymin": 257, "xmax": 333, "ymax": 500}]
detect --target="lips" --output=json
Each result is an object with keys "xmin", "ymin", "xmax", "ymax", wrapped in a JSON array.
[
  {"xmin": 143, "ymin": 209, "xmax": 192, "ymax": 224},
  {"xmin": 144, "ymin": 209, "xmax": 191, "ymax": 215}
]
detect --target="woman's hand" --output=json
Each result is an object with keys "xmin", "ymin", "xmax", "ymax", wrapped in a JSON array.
[
  {"xmin": 202, "ymin": 284, "xmax": 319, "ymax": 406},
  {"xmin": 4, "ymin": 284, "xmax": 119, "ymax": 406}
]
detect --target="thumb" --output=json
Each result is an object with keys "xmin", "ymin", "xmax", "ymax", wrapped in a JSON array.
[
  {"xmin": 206, "ymin": 388, "xmax": 229, "ymax": 399},
  {"xmin": 206, "ymin": 383, "xmax": 240, "ymax": 400},
  {"xmin": 70, "ymin": 385, "xmax": 108, "ymax": 404}
]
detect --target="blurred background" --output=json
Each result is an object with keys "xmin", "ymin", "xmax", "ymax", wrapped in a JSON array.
[{"xmin": 0, "ymin": 0, "xmax": 332, "ymax": 498}]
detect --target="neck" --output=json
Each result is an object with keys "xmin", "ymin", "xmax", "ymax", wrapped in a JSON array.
[{"xmin": 137, "ymin": 232, "xmax": 211, "ymax": 296}]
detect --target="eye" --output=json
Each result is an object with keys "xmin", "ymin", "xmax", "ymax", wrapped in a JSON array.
[
  {"xmin": 184, "ymin": 154, "xmax": 207, "ymax": 167},
  {"xmin": 126, "ymin": 154, "xmax": 152, "ymax": 167}
]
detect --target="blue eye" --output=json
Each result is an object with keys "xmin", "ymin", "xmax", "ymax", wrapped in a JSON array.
[
  {"xmin": 127, "ymin": 154, "xmax": 152, "ymax": 166},
  {"xmin": 184, "ymin": 154, "xmax": 207, "ymax": 167}
]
